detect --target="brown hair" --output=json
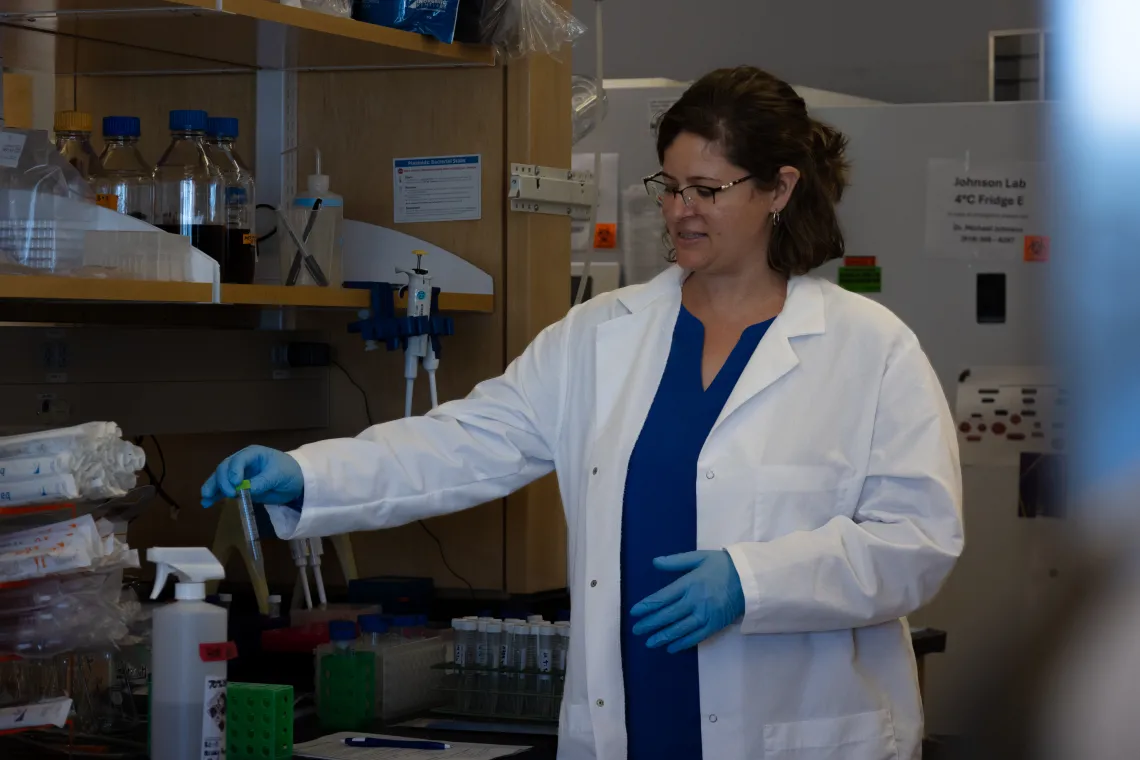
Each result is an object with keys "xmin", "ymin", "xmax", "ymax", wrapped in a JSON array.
[{"xmin": 655, "ymin": 66, "xmax": 850, "ymax": 276}]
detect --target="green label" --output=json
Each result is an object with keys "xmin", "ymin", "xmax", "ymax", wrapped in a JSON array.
[{"xmin": 838, "ymin": 266, "xmax": 882, "ymax": 294}]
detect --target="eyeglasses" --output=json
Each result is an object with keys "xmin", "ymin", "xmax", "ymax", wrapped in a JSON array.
[{"xmin": 643, "ymin": 172, "xmax": 754, "ymax": 208}]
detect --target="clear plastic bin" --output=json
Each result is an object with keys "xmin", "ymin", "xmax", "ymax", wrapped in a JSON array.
[
  {"xmin": 81, "ymin": 231, "xmax": 196, "ymax": 281},
  {"xmin": 376, "ymin": 636, "xmax": 447, "ymax": 721}
]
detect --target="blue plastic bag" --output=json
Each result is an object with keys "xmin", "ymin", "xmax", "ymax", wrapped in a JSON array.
[{"xmin": 353, "ymin": 0, "xmax": 462, "ymax": 44}]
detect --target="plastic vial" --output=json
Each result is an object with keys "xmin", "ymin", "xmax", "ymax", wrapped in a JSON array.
[
  {"xmin": 358, "ymin": 614, "xmax": 392, "ymax": 651},
  {"xmin": 154, "ymin": 109, "xmax": 226, "ymax": 274},
  {"xmin": 485, "ymin": 620, "xmax": 503, "ymax": 715},
  {"xmin": 267, "ymin": 594, "xmax": 282, "ymax": 620},
  {"xmin": 527, "ymin": 615, "xmax": 545, "ymax": 624},
  {"xmin": 204, "ymin": 117, "xmax": 256, "ymax": 284},
  {"xmin": 54, "ymin": 110, "xmax": 103, "ymax": 186},
  {"xmin": 500, "ymin": 623, "xmax": 520, "ymax": 716},
  {"xmin": 537, "ymin": 624, "xmax": 555, "ymax": 717},
  {"xmin": 555, "ymin": 623, "xmax": 570, "ymax": 703},
  {"xmin": 452, "ymin": 619, "xmax": 478, "ymax": 712},
  {"xmin": 234, "ymin": 480, "xmax": 266, "ymax": 588},
  {"xmin": 95, "ymin": 116, "xmax": 154, "ymax": 222}
]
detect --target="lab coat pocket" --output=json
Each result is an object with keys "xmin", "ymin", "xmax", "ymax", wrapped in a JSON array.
[
  {"xmin": 750, "ymin": 465, "xmax": 854, "ymax": 540},
  {"xmin": 763, "ymin": 709, "xmax": 899, "ymax": 760}
]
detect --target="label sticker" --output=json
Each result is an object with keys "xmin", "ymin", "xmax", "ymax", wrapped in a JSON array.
[
  {"xmin": 201, "ymin": 677, "xmax": 227, "ymax": 760},
  {"xmin": 0, "ymin": 132, "xmax": 27, "ymax": 169},
  {"xmin": 593, "ymin": 222, "xmax": 617, "ymax": 249},
  {"xmin": 837, "ymin": 266, "xmax": 882, "ymax": 294},
  {"xmin": 242, "ymin": 232, "xmax": 256, "ymax": 246},
  {"xmin": 199, "ymin": 642, "xmax": 238, "ymax": 662},
  {"xmin": 393, "ymin": 155, "xmax": 481, "ymax": 224},
  {"xmin": 925, "ymin": 159, "xmax": 1049, "ymax": 260},
  {"xmin": 1023, "ymin": 235, "xmax": 1050, "ymax": 262},
  {"xmin": 95, "ymin": 194, "xmax": 119, "ymax": 211}
]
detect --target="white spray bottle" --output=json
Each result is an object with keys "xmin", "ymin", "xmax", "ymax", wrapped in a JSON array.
[{"xmin": 148, "ymin": 547, "xmax": 229, "ymax": 760}]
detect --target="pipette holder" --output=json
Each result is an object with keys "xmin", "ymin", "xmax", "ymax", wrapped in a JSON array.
[{"xmin": 345, "ymin": 280, "xmax": 454, "ymax": 355}]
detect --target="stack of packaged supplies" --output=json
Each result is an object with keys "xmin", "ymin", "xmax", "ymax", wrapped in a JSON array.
[
  {"xmin": 0, "ymin": 422, "xmax": 145, "ymax": 508},
  {"xmin": 0, "ymin": 423, "xmax": 146, "ymax": 734}
]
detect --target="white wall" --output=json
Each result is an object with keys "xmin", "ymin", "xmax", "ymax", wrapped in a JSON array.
[{"xmin": 573, "ymin": 0, "xmax": 1042, "ymax": 103}]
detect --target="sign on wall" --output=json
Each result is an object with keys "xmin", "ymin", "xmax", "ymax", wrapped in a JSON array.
[{"xmin": 925, "ymin": 159, "xmax": 1050, "ymax": 261}]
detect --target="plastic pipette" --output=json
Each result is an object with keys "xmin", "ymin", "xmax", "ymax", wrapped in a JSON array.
[
  {"xmin": 290, "ymin": 539, "xmax": 313, "ymax": 610},
  {"xmin": 235, "ymin": 480, "xmax": 266, "ymax": 582},
  {"xmin": 309, "ymin": 537, "xmax": 328, "ymax": 607}
]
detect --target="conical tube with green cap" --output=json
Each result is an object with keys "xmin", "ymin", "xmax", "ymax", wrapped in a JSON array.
[{"xmin": 235, "ymin": 479, "xmax": 266, "ymax": 583}]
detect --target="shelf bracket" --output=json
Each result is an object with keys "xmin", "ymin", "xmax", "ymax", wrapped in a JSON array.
[{"xmin": 508, "ymin": 163, "xmax": 596, "ymax": 219}]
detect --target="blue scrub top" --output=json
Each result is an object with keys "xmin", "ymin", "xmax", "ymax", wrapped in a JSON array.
[{"xmin": 620, "ymin": 305, "xmax": 772, "ymax": 760}]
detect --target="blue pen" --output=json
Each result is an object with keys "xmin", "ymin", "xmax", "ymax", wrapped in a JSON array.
[{"xmin": 343, "ymin": 737, "xmax": 451, "ymax": 751}]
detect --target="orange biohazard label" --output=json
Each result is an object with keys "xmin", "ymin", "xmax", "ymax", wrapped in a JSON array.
[
  {"xmin": 593, "ymin": 223, "xmax": 617, "ymax": 249},
  {"xmin": 95, "ymin": 194, "xmax": 119, "ymax": 211},
  {"xmin": 1024, "ymin": 236, "xmax": 1050, "ymax": 262},
  {"xmin": 242, "ymin": 233, "xmax": 256, "ymax": 246}
]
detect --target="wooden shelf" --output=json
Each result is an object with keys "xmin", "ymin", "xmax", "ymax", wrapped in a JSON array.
[
  {"xmin": 0, "ymin": 276, "xmax": 493, "ymax": 312},
  {"xmin": 222, "ymin": 284, "xmax": 494, "ymax": 312},
  {"xmin": 0, "ymin": 0, "xmax": 495, "ymax": 74},
  {"xmin": 0, "ymin": 275, "xmax": 212, "ymax": 303}
]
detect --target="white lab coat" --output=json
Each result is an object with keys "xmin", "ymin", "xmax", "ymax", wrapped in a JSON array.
[{"xmin": 268, "ymin": 267, "xmax": 963, "ymax": 760}]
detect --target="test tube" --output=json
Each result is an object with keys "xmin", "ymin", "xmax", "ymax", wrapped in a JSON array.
[
  {"xmin": 235, "ymin": 480, "xmax": 266, "ymax": 582},
  {"xmin": 537, "ymin": 624, "xmax": 555, "ymax": 718},
  {"xmin": 474, "ymin": 620, "xmax": 490, "ymax": 713},
  {"xmin": 486, "ymin": 620, "xmax": 503, "ymax": 715},
  {"xmin": 453, "ymin": 619, "xmax": 478, "ymax": 712},
  {"xmin": 554, "ymin": 623, "xmax": 570, "ymax": 705}
]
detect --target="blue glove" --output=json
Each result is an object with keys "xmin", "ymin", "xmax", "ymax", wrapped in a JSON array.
[
  {"xmin": 630, "ymin": 550, "xmax": 746, "ymax": 654},
  {"xmin": 200, "ymin": 445, "xmax": 304, "ymax": 508}
]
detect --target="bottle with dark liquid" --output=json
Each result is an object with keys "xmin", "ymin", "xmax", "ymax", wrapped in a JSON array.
[
  {"xmin": 153, "ymin": 110, "xmax": 226, "ymax": 275},
  {"xmin": 205, "ymin": 117, "xmax": 257, "ymax": 284}
]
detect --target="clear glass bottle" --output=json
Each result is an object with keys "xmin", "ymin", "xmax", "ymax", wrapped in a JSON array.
[
  {"xmin": 204, "ymin": 117, "xmax": 256, "ymax": 284},
  {"xmin": 153, "ymin": 109, "xmax": 226, "ymax": 274},
  {"xmin": 54, "ymin": 110, "xmax": 103, "ymax": 188},
  {"xmin": 94, "ymin": 115, "xmax": 154, "ymax": 223}
]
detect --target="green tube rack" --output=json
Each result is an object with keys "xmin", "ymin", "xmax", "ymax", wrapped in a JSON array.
[{"xmin": 227, "ymin": 682, "xmax": 294, "ymax": 760}]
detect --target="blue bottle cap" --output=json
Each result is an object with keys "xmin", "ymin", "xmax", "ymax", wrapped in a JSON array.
[
  {"xmin": 328, "ymin": 620, "xmax": 357, "ymax": 641},
  {"xmin": 358, "ymin": 614, "xmax": 389, "ymax": 634},
  {"xmin": 392, "ymin": 615, "xmax": 418, "ymax": 627},
  {"xmin": 414, "ymin": 614, "xmax": 429, "ymax": 626},
  {"xmin": 206, "ymin": 116, "xmax": 239, "ymax": 139},
  {"xmin": 102, "ymin": 115, "xmax": 141, "ymax": 138},
  {"xmin": 168, "ymin": 109, "xmax": 208, "ymax": 133}
]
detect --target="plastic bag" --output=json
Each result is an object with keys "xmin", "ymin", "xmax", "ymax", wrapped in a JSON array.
[
  {"xmin": 354, "ymin": 0, "xmax": 462, "ymax": 44},
  {"xmin": 0, "ymin": 128, "xmax": 97, "ymax": 275},
  {"xmin": 477, "ymin": 0, "xmax": 585, "ymax": 61}
]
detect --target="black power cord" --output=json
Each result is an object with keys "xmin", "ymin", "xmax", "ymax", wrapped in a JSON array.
[
  {"xmin": 330, "ymin": 359, "xmax": 475, "ymax": 594},
  {"xmin": 135, "ymin": 435, "xmax": 181, "ymax": 520}
]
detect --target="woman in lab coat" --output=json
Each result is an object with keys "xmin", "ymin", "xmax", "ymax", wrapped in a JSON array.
[{"xmin": 202, "ymin": 66, "xmax": 962, "ymax": 760}]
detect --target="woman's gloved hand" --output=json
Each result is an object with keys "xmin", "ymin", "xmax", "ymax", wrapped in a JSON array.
[
  {"xmin": 630, "ymin": 550, "xmax": 746, "ymax": 654},
  {"xmin": 200, "ymin": 445, "xmax": 304, "ymax": 508}
]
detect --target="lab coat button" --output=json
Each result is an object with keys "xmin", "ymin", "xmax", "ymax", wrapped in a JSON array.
[
  {"xmin": 592, "ymin": 467, "xmax": 598, "ymax": 475},
  {"xmin": 709, "ymin": 714, "xmax": 718, "ymax": 723},
  {"xmin": 596, "ymin": 699, "xmax": 605, "ymax": 707},
  {"xmin": 705, "ymin": 470, "xmax": 715, "ymax": 480},
  {"xmin": 590, "ymin": 580, "xmax": 597, "ymax": 587}
]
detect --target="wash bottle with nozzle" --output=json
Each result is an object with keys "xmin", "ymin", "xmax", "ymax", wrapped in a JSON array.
[{"xmin": 148, "ymin": 547, "xmax": 230, "ymax": 760}]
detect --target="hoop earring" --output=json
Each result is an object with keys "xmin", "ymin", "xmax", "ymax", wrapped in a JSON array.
[{"xmin": 772, "ymin": 210, "xmax": 782, "ymax": 226}]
